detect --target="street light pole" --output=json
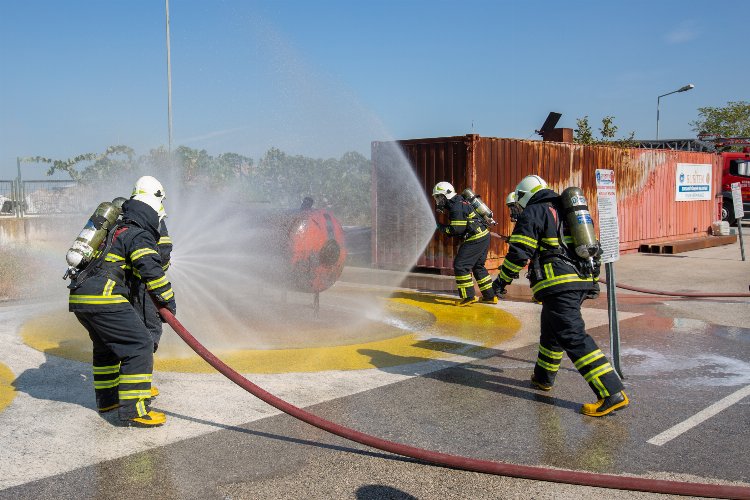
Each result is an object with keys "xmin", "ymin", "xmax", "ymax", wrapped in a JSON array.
[
  {"xmin": 165, "ymin": 0, "xmax": 173, "ymax": 154},
  {"xmin": 656, "ymin": 84, "xmax": 694, "ymax": 140}
]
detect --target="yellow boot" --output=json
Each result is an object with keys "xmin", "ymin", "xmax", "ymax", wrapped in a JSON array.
[
  {"xmin": 128, "ymin": 410, "xmax": 166, "ymax": 427},
  {"xmin": 581, "ymin": 391, "xmax": 629, "ymax": 417}
]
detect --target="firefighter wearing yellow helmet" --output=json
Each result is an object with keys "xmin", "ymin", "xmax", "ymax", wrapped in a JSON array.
[
  {"xmin": 432, "ymin": 181, "xmax": 495, "ymax": 306},
  {"xmin": 494, "ymin": 175, "xmax": 628, "ymax": 417}
]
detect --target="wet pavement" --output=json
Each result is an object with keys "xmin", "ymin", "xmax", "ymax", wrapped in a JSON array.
[{"xmin": 1, "ymin": 230, "xmax": 749, "ymax": 499}]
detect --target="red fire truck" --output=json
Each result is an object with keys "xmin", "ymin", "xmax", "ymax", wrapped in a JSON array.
[{"xmin": 705, "ymin": 136, "xmax": 750, "ymax": 226}]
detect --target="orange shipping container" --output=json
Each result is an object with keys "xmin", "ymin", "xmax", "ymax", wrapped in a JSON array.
[{"xmin": 371, "ymin": 135, "xmax": 722, "ymax": 273}]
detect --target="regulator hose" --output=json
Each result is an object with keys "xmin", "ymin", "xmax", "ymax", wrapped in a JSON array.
[
  {"xmin": 159, "ymin": 307, "xmax": 750, "ymax": 499},
  {"xmin": 599, "ymin": 278, "xmax": 750, "ymax": 298}
]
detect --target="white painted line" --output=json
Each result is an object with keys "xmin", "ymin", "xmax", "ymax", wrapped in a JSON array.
[{"xmin": 647, "ymin": 385, "xmax": 750, "ymax": 446}]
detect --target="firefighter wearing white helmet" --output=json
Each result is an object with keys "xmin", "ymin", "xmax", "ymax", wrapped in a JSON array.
[
  {"xmin": 69, "ymin": 175, "xmax": 175, "ymax": 427},
  {"xmin": 493, "ymin": 174, "xmax": 628, "ymax": 417},
  {"xmin": 128, "ymin": 176, "xmax": 173, "ymax": 365},
  {"xmin": 432, "ymin": 181, "xmax": 495, "ymax": 306}
]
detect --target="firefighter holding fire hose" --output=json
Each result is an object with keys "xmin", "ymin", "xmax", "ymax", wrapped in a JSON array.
[
  {"xmin": 432, "ymin": 182, "xmax": 496, "ymax": 306},
  {"xmin": 493, "ymin": 175, "xmax": 629, "ymax": 417},
  {"xmin": 67, "ymin": 176, "xmax": 175, "ymax": 427}
]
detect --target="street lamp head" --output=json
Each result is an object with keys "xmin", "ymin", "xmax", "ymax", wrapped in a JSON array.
[{"xmin": 678, "ymin": 84, "xmax": 695, "ymax": 92}]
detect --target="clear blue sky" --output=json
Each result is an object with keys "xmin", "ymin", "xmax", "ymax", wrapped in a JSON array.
[{"xmin": 1, "ymin": 0, "xmax": 748, "ymax": 179}]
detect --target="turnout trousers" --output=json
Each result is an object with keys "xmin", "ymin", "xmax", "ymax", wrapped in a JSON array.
[
  {"xmin": 75, "ymin": 309, "xmax": 155, "ymax": 420},
  {"xmin": 453, "ymin": 237, "xmax": 493, "ymax": 300},
  {"xmin": 131, "ymin": 283, "xmax": 163, "ymax": 352},
  {"xmin": 532, "ymin": 290, "xmax": 624, "ymax": 398}
]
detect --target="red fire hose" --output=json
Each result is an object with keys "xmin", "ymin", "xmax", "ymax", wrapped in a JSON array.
[
  {"xmin": 599, "ymin": 278, "xmax": 750, "ymax": 298},
  {"xmin": 159, "ymin": 307, "xmax": 750, "ymax": 499}
]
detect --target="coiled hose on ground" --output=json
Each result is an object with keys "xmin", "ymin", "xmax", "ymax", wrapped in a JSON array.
[{"xmin": 159, "ymin": 307, "xmax": 750, "ymax": 499}]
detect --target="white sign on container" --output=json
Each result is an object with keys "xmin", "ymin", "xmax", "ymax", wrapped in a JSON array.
[
  {"xmin": 675, "ymin": 163, "xmax": 712, "ymax": 201},
  {"xmin": 731, "ymin": 182, "xmax": 745, "ymax": 218},
  {"xmin": 595, "ymin": 169, "xmax": 620, "ymax": 263}
]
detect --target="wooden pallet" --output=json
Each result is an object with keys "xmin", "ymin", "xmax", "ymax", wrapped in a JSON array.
[{"xmin": 638, "ymin": 235, "xmax": 737, "ymax": 254}]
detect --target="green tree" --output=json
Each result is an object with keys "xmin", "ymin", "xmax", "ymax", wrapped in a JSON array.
[
  {"xmin": 574, "ymin": 116, "xmax": 635, "ymax": 147},
  {"xmin": 26, "ymin": 145, "xmax": 135, "ymax": 182},
  {"xmin": 690, "ymin": 101, "xmax": 750, "ymax": 139}
]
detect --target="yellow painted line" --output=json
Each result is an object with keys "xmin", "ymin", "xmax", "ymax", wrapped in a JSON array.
[
  {"xmin": 0, "ymin": 362, "xmax": 16, "ymax": 412},
  {"xmin": 21, "ymin": 291, "xmax": 521, "ymax": 374}
]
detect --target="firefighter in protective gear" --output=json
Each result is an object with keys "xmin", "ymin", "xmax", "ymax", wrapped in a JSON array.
[
  {"xmin": 493, "ymin": 175, "xmax": 628, "ymax": 417},
  {"xmin": 128, "ymin": 177, "xmax": 173, "ymax": 355},
  {"xmin": 69, "ymin": 177, "xmax": 176, "ymax": 427},
  {"xmin": 433, "ymin": 181, "xmax": 496, "ymax": 306}
]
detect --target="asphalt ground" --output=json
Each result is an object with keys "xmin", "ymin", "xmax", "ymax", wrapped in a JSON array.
[{"xmin": 1, "ymin": 225, "xmax": 749, "ymax": 499}]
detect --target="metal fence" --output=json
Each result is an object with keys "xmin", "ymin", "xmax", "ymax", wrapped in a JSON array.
[{"xmin": 0, "ymin": 179, "xmax": 99, "ymax": 217}]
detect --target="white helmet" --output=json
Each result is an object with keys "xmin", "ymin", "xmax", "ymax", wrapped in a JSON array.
[
  {"xmin": 131, "ymin": 175, "xmax": 166, "ymax": 218},
  {"xmin": 432, "ymin": 181, "xmax": 457, "ymax": 200},
  {"xmin": 515, "ymin": 175, "xmax": 548, "ymax": 209}
]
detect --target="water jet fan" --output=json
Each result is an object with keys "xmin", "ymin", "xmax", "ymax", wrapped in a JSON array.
[{"xmin": 278, "ymin": 207, "xmax": 347, "ymax": 314}]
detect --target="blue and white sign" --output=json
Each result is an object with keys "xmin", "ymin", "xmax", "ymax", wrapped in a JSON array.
[{"xmin": 675, "ymin": 163, "xmax": 712, "ymax": 201}]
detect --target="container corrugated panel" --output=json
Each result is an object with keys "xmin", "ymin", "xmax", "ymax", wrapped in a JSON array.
[{"xmin": 372, "ymin": 135, "xmax": 721, "ymax": 272}]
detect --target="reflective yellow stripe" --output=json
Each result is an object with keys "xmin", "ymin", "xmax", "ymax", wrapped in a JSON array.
[
  {"xmin": 69, "ymin": 295, "xmax": 129, "ymax": 305},
  {"xmin": 131, "ymin": 248, "xmax": 158, "ymax": 261},
  {"xmin": 146, "ymin": 276, "xmax": 168, "ymax": 290},
  {"xmin": 544, "ymin": 263, "xmax": 554, "ymax": 279},
  {"xmin": 509, "ymin": 234, "xmax": 538, "ymax": 249},
  {"xmin": 160, "ymin": 289, "xmax": 174, "ymax": 300},
  {"xmin": 502, "ymin": 260, "xmax": 523, "ymax": 273},
  {"xmin": 103, "ymin": 279, "xmax": 116, "ymax": 296},
  {"xmin": 105, "ymin": 253, "xmax": 125, "ymax": 262},
  {"xmin": 539, "ymin": 345, "xmax": 564, "ymax": 359},
  {"xmin": 93, "ymin": 364, "xmax": 120, "ymax": 375},
  {"xmin": 531, "ymin": 274, "xmax": 592, "ymax": 294},
  {"xmin": 465, "ymin": 228, "xmax": 489, "ymax": 242},
  {"xmin": 541, "ymin": 237, "xmax": 559, "ymax": 246},
  {"xmin": 94, "ymin": 379, "xmax": 120, "ymax": 389},
  {"xmin": 584, "ymin": 363, "xmax": 614, "ymax": 382},
  {"xmin": 575, "ymin": 349, "xmax": 604, "ymax": 369},
  {"xmin": 476, "ymin": 275, "xmax": 492, "ymax": 285},
  {"xmin": 536, "ymin": 359, "xmax": 561, "ymax": 372},
  {"xmin": 450, "ymin": 220, "xmax": 467, "ymax": 226},
  {"xmin": 158, "ymin": 236, "xmax": 172, "ymax": 245},
  {"xmin": 119, "ymin": 390, "xmax": 152, "ymax": 400},
  {"xmin": 120, "ymin": 374, "xmax": 152, "ymax": 384},
  {"xmin": 499, "ymin": 270, "xmax": 513, "ymax": 282}
]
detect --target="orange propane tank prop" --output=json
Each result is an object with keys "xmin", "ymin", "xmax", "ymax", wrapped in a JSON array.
[{"xmin": 284, "ymin": 208, "xmax": 347, "ymax": 293}]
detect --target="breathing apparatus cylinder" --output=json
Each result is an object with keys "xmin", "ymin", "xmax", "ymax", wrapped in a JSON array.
[
  {"xmin": 65, "ymin": 201, "xmax": 122, "ymax": 274},
  {"xmin": 461, "ymin": 188, "xmax": 497, "ymax": 226},
  {"xmin": 560, "ymin": 187, "xmax": 599, "ymax": 266}
]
